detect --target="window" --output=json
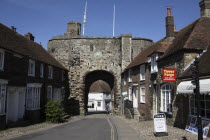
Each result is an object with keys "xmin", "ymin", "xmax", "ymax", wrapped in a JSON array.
[
  {"xmin": 0, "ymin": 84, "xmax": 7, "ymax": 114},
  {"xmin": 140, "ymin": 87, "xmax": 145, "ymax": 103},
  {"xmin": 128, "ymin": 87, "xmax": 132, "ymax": 101},
  {"xmin": 61, "ymin": 70, "xmax": 65, "ymax": 81},
  {"xmin": 40, "ymin": 64, "xmax": 44, "ymax": 78},
  {"xmin": 26, "ymin": 84, "xmax": 41, "ymax": 110},
  {"xmin": 97, "ymin": 102, "xmax": 101, "ymax": 107},
  {"xmin": 47, "ymin": 86, "xmax": 53, "ymax": 101},
  {"xmin": 128, "ymin": 69, "xmax": 132, "ymax": 82},
  {"xmin": 190, "ymin": 95, "xmax": 210, "ymax": 118},
  {"xmin": 48, "ymin": 66, "xmax": 53, "ymax": 79},
  {"xmin": 161, "ymin": 84, "xmax": 172, "ymax": 113},
  {"xmin": 151, "ymin": 54, "xmax": 158, "ymax": 73},
  {"xmin": 28, "ymin": 59, "xmax": 35, "ymax": 76},
  {"xmin": 140, "ymin": 64, "xmax": 145, "ymax": 81},
  {"xmin": 53, "ymin": 88, "xmax": 62, "ymax": 100},
  {"xmin": 0, "ymin": 49, "xmax": 5, "ymax": 71}
]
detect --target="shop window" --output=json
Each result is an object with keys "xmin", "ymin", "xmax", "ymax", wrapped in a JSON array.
[
  {"xmin": 140, "ymin": 87, "xmax": 145, "ymax": 103},
  {"xmin": 0, "ymin": 84, "xmax": 6, "ymax": 114},
  {"xmin": 47, "ymin": 86, "xmax": 53, "ymax": 101},
  {"xmin": 28, "ymin": 59, "xmax": 35, "ymax": 76},
  {"xmin": 161, "ymin": 84, "xmax": 172, "ymax": 113},
  {"xmin": 48, "ymin": 66, "xmax": 53, "ymax": 79},
  {"xmin": 0, "ymin": 49, "xmax": 5, "ymax": 71},
  {"xmin": 26, "ymin": 86, "xmax": 41, "ymax": 110},
  {"xmin": 140, "ymin": 64, "xmax": 145, "ymax": 81}
]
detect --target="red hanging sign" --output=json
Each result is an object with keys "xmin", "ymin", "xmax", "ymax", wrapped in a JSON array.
[{"xmin": 162, "ymin": 68, "xmax": 176, "ymax": 81}]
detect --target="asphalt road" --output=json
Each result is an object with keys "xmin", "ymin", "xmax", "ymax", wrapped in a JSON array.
[{"xmin": 10, "ymin": 118, "xmax": 112, "ymax": 140}]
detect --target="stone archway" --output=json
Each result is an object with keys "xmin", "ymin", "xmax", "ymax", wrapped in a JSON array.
[{"xmin": 83, "ymin": 70, "xmax": 117, "ymax": 114}]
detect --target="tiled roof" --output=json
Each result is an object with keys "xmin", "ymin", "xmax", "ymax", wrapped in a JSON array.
[
  {"xmin": 159, "ymin": 17, "xmax": 210, "ymax": 61},
  {"xmin": 0, "ymin": 23, "xmax": 67, "ymax": 70},
  {"xmin": 125, "ymin": 38, "xmax": 171, "ymax": 70},
  {"xmin": 89, "ymin": 80, "xmax": 111, "ymax": 93},
  {"xmin": 180, "ymin": 45, "xmax": 210, "ymax": 79}
]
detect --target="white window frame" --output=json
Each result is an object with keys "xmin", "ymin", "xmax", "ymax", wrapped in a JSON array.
[
  {"xmin": 128, "ymin": 69, "xmax": 132, "ymax": 82},
  {"xmin": 140, "ymin": 64, "xmax": 145, "ymax": 81},
  {"xmin": 0, "ymin": 83, "xmax": 7, "ymax": 115},
  {"xmin": 40, "ymin": 63, "xmax": 44, "ymax": 78},
  {"xmin": 48, "ymin": 66, "xmax": 53, "ymax": 79},
  {"xmin": 26, "ymin": 83, "xmax": 42, "ymax": 110},
  {"xmin": 161, "ymin": 84, "xmax": 172, "ymax": 113},
  {"xmin": 47, "ymin": 86, "xmax": 53, "ymax": 101},
  {"xmin": 28, "ymin": 59, "xmax": 35, "ymax": 76},
  {"xmin": 0, "ymin": 49, "xmax": 5, "ymax": 71},
  {"xmin": 128, "ymin": 87, "xmax": 132, "ymax": 101},
  {"xmin": 140, "ymin": 87, "xmax": 146, "ymax": 103},
  {"xmin": 151, "ymin": 54, "xmax": 158, "ymax": 73}
]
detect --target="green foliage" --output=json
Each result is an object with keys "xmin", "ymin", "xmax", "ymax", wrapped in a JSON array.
[{"xmin": 45, "ymin": 100, "xmax": 66, "ymax": 123}]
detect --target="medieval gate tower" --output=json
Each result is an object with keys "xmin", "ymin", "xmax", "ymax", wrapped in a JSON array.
[{"xmin": 48, "ymin": 21, "xmax": 153, "ymax": 115}]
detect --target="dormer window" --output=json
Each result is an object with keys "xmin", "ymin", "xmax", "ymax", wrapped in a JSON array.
[
  {"xmin": 128, "ymin": 69, "xmax": 132, "ymax": 82},
  {"xmin": 48, "ymin": 66, "xmax": 53, "ymax": 79},
  {"xmin": 0, "ymin": 49, "xmax": 5, "ymax": 71},
  {"xmin": 151, "ymin": 54, "xmax": 158, "ymax": 73},
  {"xmin": 140, "ymin": 64, "xmax": 145, "ymax": 81},
  {"xmin": 28, "ymin": 59, "xmax": 35, "ymax": 76}
]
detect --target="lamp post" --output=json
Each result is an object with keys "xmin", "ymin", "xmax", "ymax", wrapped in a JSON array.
[{"xmin": 191, "ymin": 58, "xmax": 203, "ymax": 140}]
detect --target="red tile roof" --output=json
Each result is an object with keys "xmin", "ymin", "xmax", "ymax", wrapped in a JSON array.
[
  {"xmin": 0, "ymin": 23, "xmax": 67, "ymax": 70},
  {"xmin": 159, "ymin": 17, "xmax": 210, "ymax": 61}
]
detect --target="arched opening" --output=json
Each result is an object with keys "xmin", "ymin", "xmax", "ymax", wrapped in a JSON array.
[{"xmin": 84, "ymin": 70, "xmax": 115, "ymax": 114}]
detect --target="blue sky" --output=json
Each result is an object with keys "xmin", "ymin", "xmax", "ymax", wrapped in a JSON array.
[{"xmin": 0, "ymin": 0, "xmax": 201, "ymax": 49}]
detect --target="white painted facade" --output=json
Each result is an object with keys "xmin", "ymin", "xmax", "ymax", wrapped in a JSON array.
[{"xmin": 88, "ymin": 92, "xmax": 112, "ymax": 111}]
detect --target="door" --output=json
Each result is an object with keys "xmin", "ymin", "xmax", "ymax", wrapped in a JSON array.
[
  {"xmin": 133, "ymin": 86, "xmax": 138, "ymax": 108},
  {"xmin": 18, "ymin": 90, "xmax": 25, "ymax": 120}
]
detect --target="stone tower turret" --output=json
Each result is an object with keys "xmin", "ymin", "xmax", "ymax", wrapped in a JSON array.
[
  {"xmin": 200, "ymin": 0, "xmax": 210, "ymax": 17},
  {"xmin": 65, "ymin": 21, "xmax": 81, "ymax": 37}
]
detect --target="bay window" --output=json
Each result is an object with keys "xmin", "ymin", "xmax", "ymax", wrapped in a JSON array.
[
  {"xmin": 26, "ymin": 84, "xmax": 42, "ymax": 110},
  {"xmin": 161, "ymin": 84, "xmax": 172, "ymax": 113}
]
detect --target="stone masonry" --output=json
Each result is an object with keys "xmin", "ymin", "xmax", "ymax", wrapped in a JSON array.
[{"xmin": 48, "ymin": 21, "xmax": 153, "ymax": 115}]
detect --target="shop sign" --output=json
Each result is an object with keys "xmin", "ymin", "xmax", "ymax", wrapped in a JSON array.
[
  {"xmin": 162, "ymin": 68, "xmax": 176, "ymax": 81},
  {"xmin": 154, "ymin": 113, "xmax": 168, "ymax": 136},
  {"xmin": 185, "ymin": 116, "xmax": 210, "ymax": 139}
]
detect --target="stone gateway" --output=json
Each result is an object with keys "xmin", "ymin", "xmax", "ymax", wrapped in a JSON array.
[{"xmin": 48, "ymin": 21, "xmax": 153, "ymax": 115}]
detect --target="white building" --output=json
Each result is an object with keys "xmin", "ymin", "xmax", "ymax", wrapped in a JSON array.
[{"xmin": 87, "ymin": 80, "xmax": 112, "ymax": 112}]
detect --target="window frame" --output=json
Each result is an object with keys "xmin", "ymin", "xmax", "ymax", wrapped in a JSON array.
[
  {"xmin": 0, "ymin": 49, "xmax": 5, "ymax": 71},
  {"xmin": 48, "ymin": 66, "xmax": 53, "ymax": 79},
  {"xmin": 161, "ymin": 84, "xmax": 172, "ymax": 113},
  {"xmin": 140, "ymin": 64, "xmax": 146, "ymax": 81},
  {"xmin": 40, "ymin": 63, "xmax": 44, "ymax": 78},
  {"xmin": 151, "ymin": 54, "xmax": 158, "ymax": 73},
  {"xmin": 140, "ymin": 87, "xmax": 146, "ymax": 103},
  {"xmin": 28, "ymin": 59, "xmax": 35, "ymax": 76}
]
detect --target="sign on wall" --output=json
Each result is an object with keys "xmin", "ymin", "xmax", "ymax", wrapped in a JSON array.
[
  {"xmin": 154, "ymin": 113, "xmax": 168, "ymax": 136},
  {"xmin": 162, "ymin": 68, "xmax": 176, "ymax": 81}
]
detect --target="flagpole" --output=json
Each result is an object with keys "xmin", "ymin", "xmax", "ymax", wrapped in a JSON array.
[
  {"xmin": 113, "ymin": 4, "xmax": 115, "ymax": 37},
  {"xmin": 83, "ymin": 1, "xmax": 87, "ymax": 36}
]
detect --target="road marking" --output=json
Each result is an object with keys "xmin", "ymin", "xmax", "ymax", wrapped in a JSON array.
[{"xmin": 107, "ymin": 116, "xmax": 115, "ymax": 140}]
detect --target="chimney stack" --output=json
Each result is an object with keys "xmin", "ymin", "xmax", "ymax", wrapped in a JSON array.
[
  {"xmin": 166, "ymin": 7, "xmax": 174, "ymax": 37},
  {"xmin": 24, "ymin": 32, "xmax": 35, "ymax": 41},
  {"xmin": 199, "ymin": 0, "xmax": 210, "ymax": 17}
]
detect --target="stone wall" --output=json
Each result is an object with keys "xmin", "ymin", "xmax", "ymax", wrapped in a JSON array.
[{"xmin": 48, "ymin": 21, "xmax": 153, "ymax": 115}]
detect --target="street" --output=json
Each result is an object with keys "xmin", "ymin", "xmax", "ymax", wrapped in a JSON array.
[{"xmin": 10, "ymin": 114, "xmax": 113, "ymax": 140}]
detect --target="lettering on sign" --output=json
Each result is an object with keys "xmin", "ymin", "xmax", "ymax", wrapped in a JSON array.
[
  {"xmin": 162, "ymin": 68, "xmax": 176, "ymax": 81},
  {"xmin": 154, "ymin": 113, "xmax": 168, "ymax": 136}
]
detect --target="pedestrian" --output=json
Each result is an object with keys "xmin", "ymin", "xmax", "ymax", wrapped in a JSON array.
[{"xmin": 105, "ymin": 104, "xmax": 109, "ymax": 114}]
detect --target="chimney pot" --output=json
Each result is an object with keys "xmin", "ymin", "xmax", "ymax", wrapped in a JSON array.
[
  {"xmin": 11, "ymin": 26, "xmax": 16, "ymax": 32},
  {"xmin": 24, "ymin": 32, "xmax": 35, "ymax": 41},
  {"xmin": 167, "ymin": 7, "xmax": 172, "ymax": 16}
]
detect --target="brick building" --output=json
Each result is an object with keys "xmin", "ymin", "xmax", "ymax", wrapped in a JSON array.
[{"xmin": 0, "ymin": 23, "xmax": 69, "ymax": 130}]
